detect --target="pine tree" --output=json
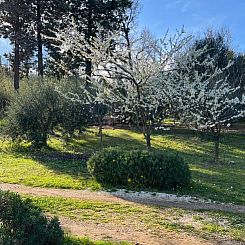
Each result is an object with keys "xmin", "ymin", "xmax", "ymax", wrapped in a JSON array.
[
  {"xmin": 0, "ymin": 0, "xmax": 34, "ymax": 90},
  {"xmin": 4, "ymin": 41, "xmax": 36, "ymax": 79},
  {"xmin": 28, "ymin": 0, "xmax": 67, "ymax": 77}
]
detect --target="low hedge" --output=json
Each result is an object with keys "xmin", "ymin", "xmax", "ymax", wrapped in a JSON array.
[
  {"xmin": 87, "ymin": 148, "xmax": 191, "ymax": 190},
  {"xmin": 0, "ymin": 191, "xmax": 64, "ymax": 245}
]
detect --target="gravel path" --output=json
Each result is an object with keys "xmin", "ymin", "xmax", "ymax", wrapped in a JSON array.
[{"xmin": 0, "ymin": 183, "xmax": 244, "ymax": 214}]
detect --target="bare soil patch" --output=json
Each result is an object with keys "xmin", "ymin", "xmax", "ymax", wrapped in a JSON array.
[{"xmin": 60, "ymin": 217, "xmax": 216, "ymax": 245}]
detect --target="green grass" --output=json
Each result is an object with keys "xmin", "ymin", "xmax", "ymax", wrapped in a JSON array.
[
  {"xmin": 64, "ymin": 236, "xmax": 131, "ymax": 245},
  {"xmin": 0, "ymin": 127, "xmax": 244, "ymax": 204},
  {"xmin": 27, "ymin": 195, "xmax": 245, "ymax": 242},
  {"xmin": 0, "ymin": 148, "xmax": 101, "ymax": 190},
  {"xmin": 31, "ymin": 195, "xmax": 143, "ymax": 223}
]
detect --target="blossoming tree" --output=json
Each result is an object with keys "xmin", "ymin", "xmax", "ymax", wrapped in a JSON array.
[
  {"xmin": 54, "ymin": 19, "xmax": 195, "ymax": 149},
  {"xmin": 170, "ymin": 44, "xmax": 245, "ymax": 162},
  {"xmin": 54, "ymin": 18, "xmax": 245, "ymax": 156}
]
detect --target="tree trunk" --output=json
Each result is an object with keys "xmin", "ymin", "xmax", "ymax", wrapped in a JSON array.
[
  {"xmin": 85, "ymin": 59, "xmax": 92, "ymax": 81},
  {"xmin": 123, "ymin": 23, "xmax": 133, "ymax": 70},
  {"xmin": 37, "ymin": 0, "xmax": 44, "ymax": 77},
  {"xmin": 40, "ymin": 133, "xmax": 48, "ymax": 148},
  {"xmin": 143, "ymin": 124, "xmax": 152, "ymax": 151},
  {"xmin": 14, "ymin": 30, "xmax": 20, "ymax": 91},
  {"xmin": 145, "ymin": 131, "xmax": 151, "ymax": 151},
  {"xmin": 98, "ymin": 115, "xmax": 103, "ymax": 148},
  {"xmin": 141, "ymin": 110, "xmax": 152, "ymax": 151},
  {"xmin": 214, "ymin": 134, "xmax": 220, "ymax": 163},
  {"xmin": 33, "ymin": 133, "xmax": 47, "ymax": 149},
  {"xmin": 85, "ymin": 4, "xmax": 93, "ymax": 83}
]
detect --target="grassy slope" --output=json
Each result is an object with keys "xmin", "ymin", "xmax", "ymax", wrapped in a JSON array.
[{"xmin": 0, "ymin": 128, "xmax": 244, "ymax": 204}]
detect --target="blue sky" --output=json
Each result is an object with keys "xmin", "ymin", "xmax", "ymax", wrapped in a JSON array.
[
  {"xmin": 138, "ymin": 0, "xmax": 245, "ymax": 51},
  {"xmin": 1, "ymin": 0, "xmax": 245, "ymax": 61},
  {"xmin": 0, "ymin": 38, "xmax": 11, "ymax": 64}
]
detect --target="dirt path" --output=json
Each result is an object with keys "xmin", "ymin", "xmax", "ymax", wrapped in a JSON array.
[
  {"xmin": 0, "ymin": 183, "xmax": 244, "ymax": 214},
  {"xmin": 0, "ymin": 183, "xmax": 244, "ymax": 245},
  {"xmin": 60, "ymin": 217, "xmax": 218, "ymax": 245}
]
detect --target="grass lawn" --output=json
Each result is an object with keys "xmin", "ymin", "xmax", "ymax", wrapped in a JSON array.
[{"xmin": 0, "ymin": 127, "xmax": 244, "ymax": 204}]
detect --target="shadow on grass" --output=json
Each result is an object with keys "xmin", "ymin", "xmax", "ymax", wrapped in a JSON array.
[
  {"xmin": 3, "ymin": 133, "xmax": 147, "ymax": 183},
  {"xmin": 64, "ymin": 131, "xmax": 147, "ymax": 154},
  {"xmin": 3, "ymin": 127, "xmax": 244, "ymax": 204}
]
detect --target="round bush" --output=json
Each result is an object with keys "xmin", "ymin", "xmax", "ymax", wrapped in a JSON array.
[
  {"xmin": 87, "ymin": 148, "xmax": 191, "ymax": 190},
  {"xmin": 87, "ymin": 148, "xmax": 129, "ymax": 186},
  {"xmin": 0, "ymin": 191, "xmax": 64, "ymax": 245}
]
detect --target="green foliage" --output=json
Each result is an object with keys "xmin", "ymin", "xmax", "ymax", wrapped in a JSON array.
[
  {"xmin": 3, "ymin": 80, "xmax": 59, "ymax": 147},
  {"xmin": 88, "ymin": 148, "xmax": 129, "ymax": 186},
  {"xmin": 87, "ymin": 148, "xmax": 191, "ymax": 190},
  {"xmin": 57, "ymin": 79, "xmax": 90, "ymax": 136},
  {"xmin": 0, "ymin": 191, "xmax": 64, "ymax": 245},
  {"xmin": 0, "ymin": 70, "xmax": 13, "ymax": 118},
  {"xmin": 3, "ymin": 79, "xmax": 88, "ymax": 148},
  {"xmin": 0, "ymin": 90, "xmax": 10, "ymax": 117},
  {"xmin": 127, "ymin": 150, "xmax": 191, "ymax": 189}
]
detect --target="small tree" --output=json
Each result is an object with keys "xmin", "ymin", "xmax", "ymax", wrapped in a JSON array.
[{"xmin": 3, "ymin": 79, "xmax": 88, "ymax": 148}]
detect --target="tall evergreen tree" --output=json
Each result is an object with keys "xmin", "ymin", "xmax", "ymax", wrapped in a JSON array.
[
  {"xmin": 0, "ymin": 0, "xmax": 34, "ymax": 90},
  {"xmin": 190, "ymin": 30, "xmax": 232, "ymax": 75},
  {"xmin": 229, "ymin": 54, "xmax": 245, "ymax": 91},
  {"xmin": 28, "ymin": 0, "xmax": 68, "ymax": 77}
]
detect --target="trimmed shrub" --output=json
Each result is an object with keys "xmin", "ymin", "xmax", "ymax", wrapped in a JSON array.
[
  {"xmin": 87, "ymin": 148, "xmax": 129, "ymax": 186},
  {"xmin": 0, "ymin": 191, "xmax": 64, "ymax": 245},
  {"xmin": 87, "ymin": 148, "xmax": 191, "ymax": 190}
]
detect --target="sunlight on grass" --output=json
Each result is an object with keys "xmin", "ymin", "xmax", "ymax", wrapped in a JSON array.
[
  {"xmin": 192, "ymin": 168, "xmax": 222, "ymax": 176},
  {"xmin": 0, "ymin": 152, "xmax": 101, "ymax": 190}
]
